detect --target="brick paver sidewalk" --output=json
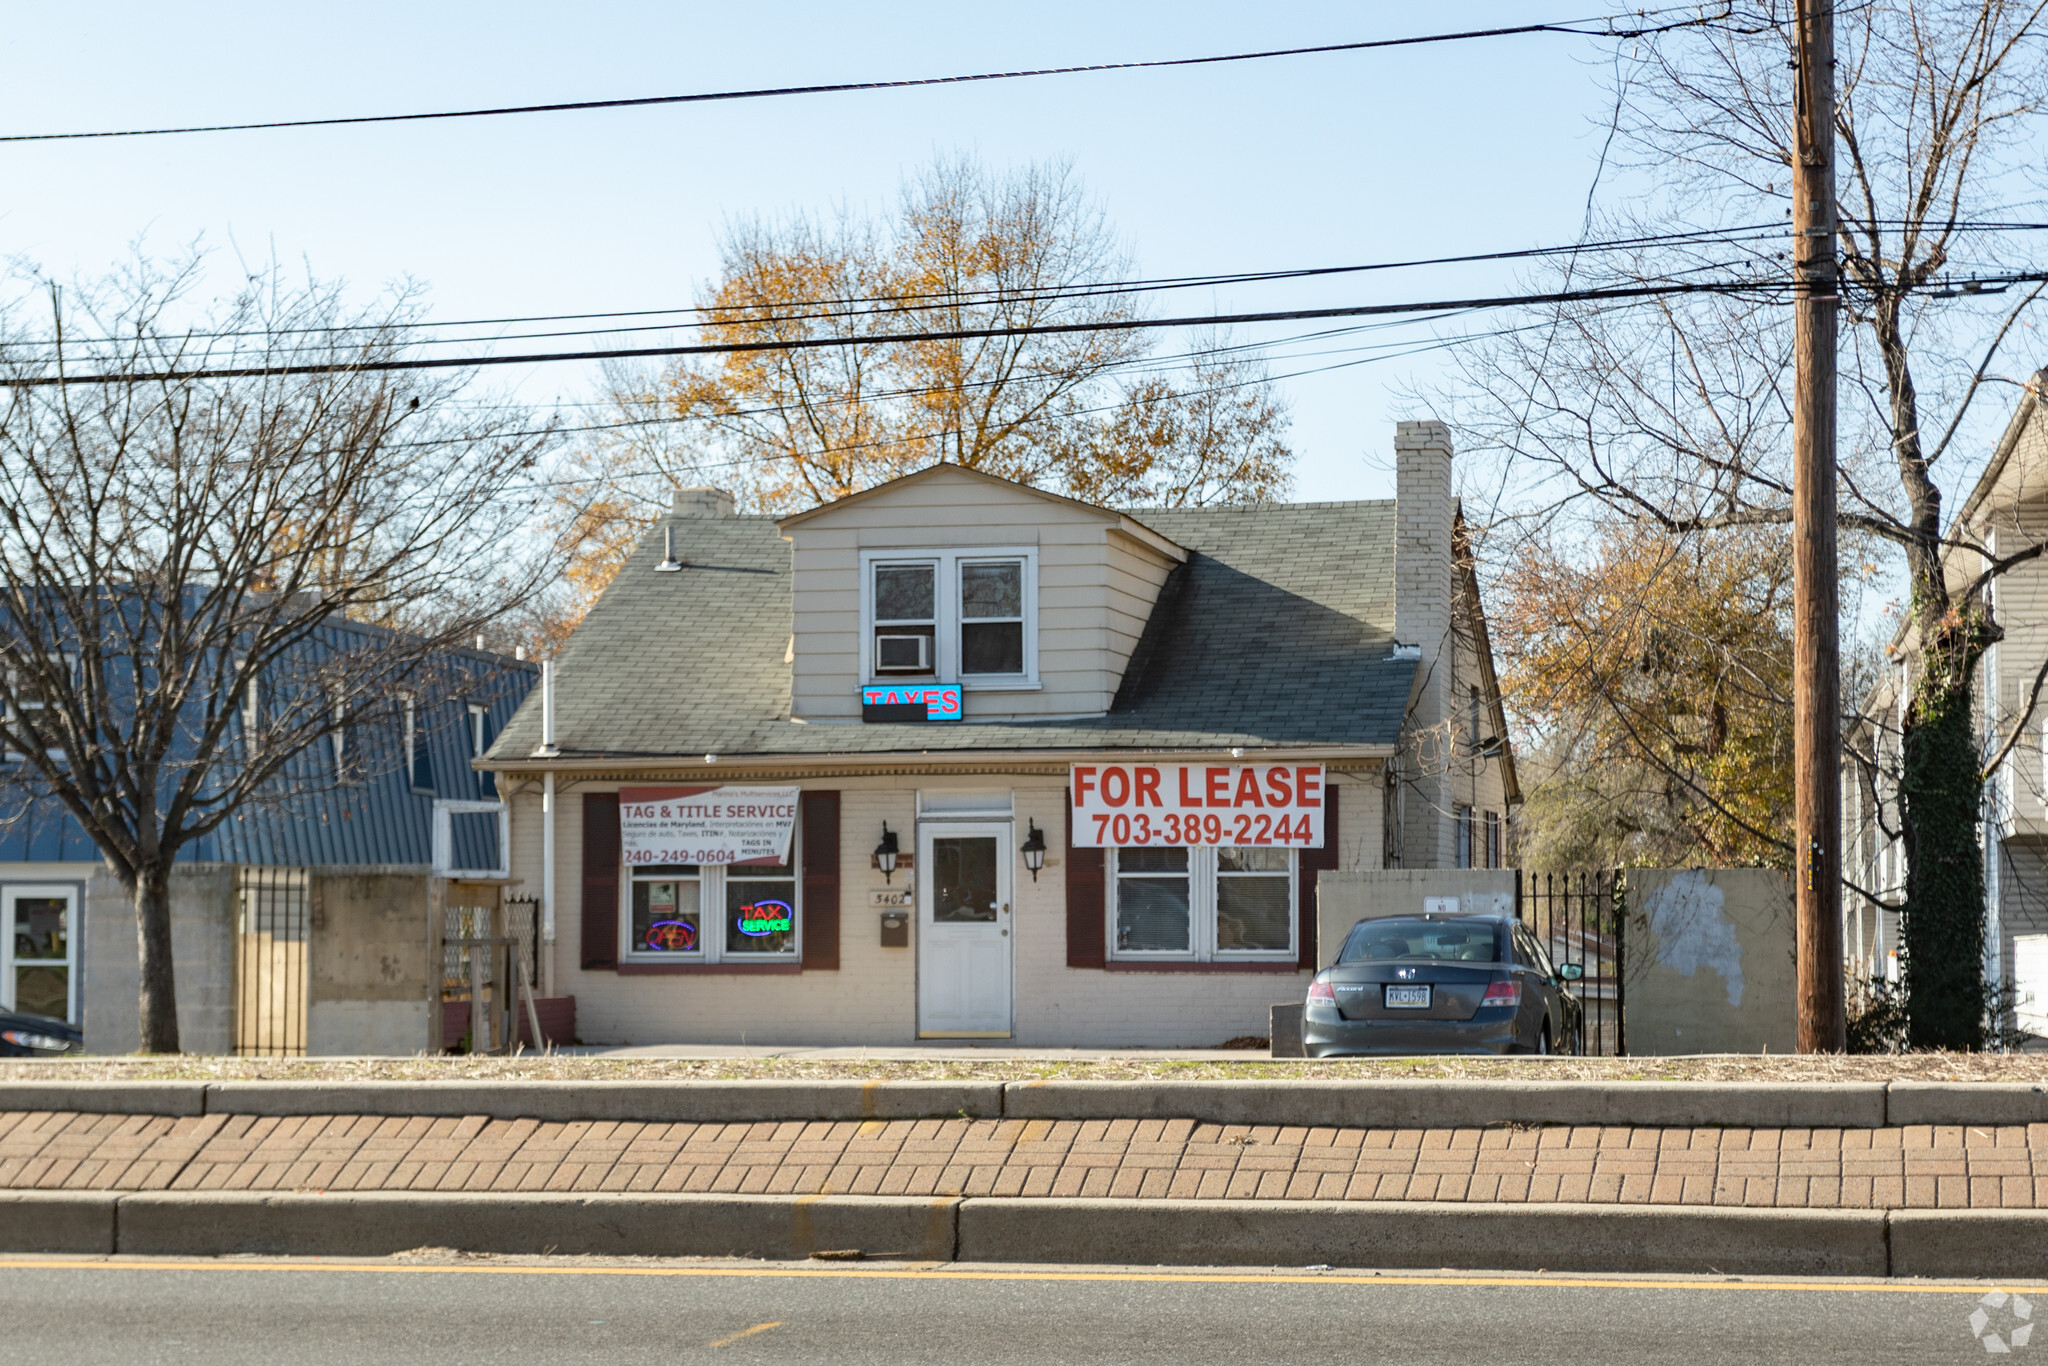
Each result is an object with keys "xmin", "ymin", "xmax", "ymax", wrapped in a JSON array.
[{"xmin": 0, "ymin": 1110, "xmax": 2041, "ymax": 1209}]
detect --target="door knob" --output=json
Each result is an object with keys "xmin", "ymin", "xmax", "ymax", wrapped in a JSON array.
[{"xmin": 1001, "ymin": 929, "xmax": 1008, "ymax": 936}]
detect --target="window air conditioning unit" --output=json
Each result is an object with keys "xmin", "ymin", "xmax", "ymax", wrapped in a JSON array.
[{"xmin": 875, "ymin": 634, "xmax": 933, "ymax": 672}]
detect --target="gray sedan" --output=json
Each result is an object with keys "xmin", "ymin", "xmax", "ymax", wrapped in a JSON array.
[{"xmin": 1302, "ymin": 912, "xmax": 1583, "ymax": 1057}]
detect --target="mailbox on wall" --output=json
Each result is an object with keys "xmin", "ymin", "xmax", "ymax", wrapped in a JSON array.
[{"xmin": 879, "ymin": 911, "xmax": 909, "ymax": 947}]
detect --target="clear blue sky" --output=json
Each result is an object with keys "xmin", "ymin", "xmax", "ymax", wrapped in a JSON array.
[{"xmin": 0, "ymin": 2, "xmax": 1628, "ymax": 501}]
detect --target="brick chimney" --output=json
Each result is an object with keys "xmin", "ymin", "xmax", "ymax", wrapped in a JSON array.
[
  {"xmin": 1393, "ymin": 420, "xmax": 1456, "ymax": 867},
  {"xmin": 671, "ymin": 487, "xmax": 736, "ymax": 517}
]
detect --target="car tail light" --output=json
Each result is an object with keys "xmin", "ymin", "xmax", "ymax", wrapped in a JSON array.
[
  {"xmin": 1307, "ymin": 979, "xmax": 1337, "ymax": 1005},
  {"xmin": 1480, "ymin": 978, "xmax": 1521, "ymax": 1009}
]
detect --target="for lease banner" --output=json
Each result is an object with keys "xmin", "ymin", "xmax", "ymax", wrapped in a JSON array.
[
  {"xmin": 1069, "ymin": 764, "xmax": 1325, "ymax": 848},
  {"xmin": 619, "ymin": 785, "xmax": 799, "ymax": 867}
]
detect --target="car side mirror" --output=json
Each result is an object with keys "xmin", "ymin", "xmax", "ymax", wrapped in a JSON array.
[{"xmin": 1557, "ymin": 962, "xmax": 1584, "ymax": 981}]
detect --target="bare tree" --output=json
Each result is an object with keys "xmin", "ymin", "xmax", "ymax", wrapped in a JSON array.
[
  {"xmin": 0, "ymin": 256, "xmax": 563, "ymax": 1051},
  {"xmin": 1438, "ymin": 0, "xmax": 2048, "ymax": 1046}
]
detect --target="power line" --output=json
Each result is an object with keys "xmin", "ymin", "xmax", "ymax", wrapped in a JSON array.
[
  {"xmin": 0, "ymin": 222, "xmax": 1790, "ymax": 353},
  {"xmin": 0, "ymin": 9, "xmax": 1727, "ymax": 145},
  {"xmin": 0, "ymin": 276, "xmax": 1794, "ymax": 389}
]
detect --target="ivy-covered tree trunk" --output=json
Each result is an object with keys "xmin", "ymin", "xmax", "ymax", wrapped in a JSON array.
[{"xmin": 1899, "ymin": 622, "xmax": 1989, "ymax": 1051}]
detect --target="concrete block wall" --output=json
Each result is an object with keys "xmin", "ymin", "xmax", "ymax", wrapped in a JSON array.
[{"xmin": 79, "ymin": 864, "xmax": 235, "ymax": 1054}]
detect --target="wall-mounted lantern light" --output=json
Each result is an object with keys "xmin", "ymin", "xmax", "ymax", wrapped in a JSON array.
[
  {"xmin": 1021, "ymin": 820, "xmax": 1047, "ymax": 882},
  {"xmin": 875, "ymin": 822, "xmax": 900, "ymax": 883}
]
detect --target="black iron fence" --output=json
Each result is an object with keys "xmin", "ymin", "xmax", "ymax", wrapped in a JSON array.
[
  {"xmin": 233, "ymin": 867, "xmax": 308, "ymax": 1058},
  {"xmin": 1517, "ymin": 869, "xmax": 1626, "ymax": 1056}
]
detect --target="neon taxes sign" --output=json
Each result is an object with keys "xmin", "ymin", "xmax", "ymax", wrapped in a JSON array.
[
  {"xmin": 736, "ymin": 899, "xmax": 794, "ymax": 936},
  {"xmin": 860, "ymin": 683, "xmax": 961, "ymax": 722}
]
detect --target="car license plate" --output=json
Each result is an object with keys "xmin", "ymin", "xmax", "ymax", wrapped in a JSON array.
[{"xmin": 1384, "ymin": 984, "xmax": 1431, "ymax": 1008}]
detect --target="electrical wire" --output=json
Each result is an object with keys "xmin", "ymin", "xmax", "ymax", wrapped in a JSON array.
[
  {"xmin": 0, "ymin": 275, "xmax": 1795, "ymax": 388},
  {"xmin": 0, "ymin": 222, "xmax": 1791, "ymax": 353},
  {"xmin": 0, "ymin": 9, "xmax": 1728, "ymax": 144}
]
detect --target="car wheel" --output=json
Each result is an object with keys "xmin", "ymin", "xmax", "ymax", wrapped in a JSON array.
[{"xmin": 1537, "ymin": 1022, "xmax": 1552, "ymax": 1056}]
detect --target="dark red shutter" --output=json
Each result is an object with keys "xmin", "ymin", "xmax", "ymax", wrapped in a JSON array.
[
  {"xmin": 581, "ymin": 792, "xmax": 621, "ymax": 970},
  {"xmin": 800, "ymin": 789, "xmax": 841, "ymax": 971},
  {"xmin": 1065, "ymin": 790, "xmax": 1106, "ymax": 968},
  {"xmin": 1298, "ymin": 784, "xmax": 1340, "ymax": 970}
]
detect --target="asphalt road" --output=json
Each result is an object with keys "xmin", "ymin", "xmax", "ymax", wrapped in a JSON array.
[{"xmin": 0, "ymin": 1255, "xmax": 2035, "ymax": 1364}]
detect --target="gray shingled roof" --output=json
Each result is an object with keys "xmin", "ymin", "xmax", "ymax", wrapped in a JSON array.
[{"xmin": 491, "ymin": 500, "xmax": 1415, "ymax": 761}]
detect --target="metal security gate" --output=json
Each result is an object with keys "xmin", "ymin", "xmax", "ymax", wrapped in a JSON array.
[
  {"xmin": 1517, "ymin": 870, "xmax": 1626, "ymax": 1056},
  {"xmin": 234, "ymin": 867, "xmax": 309, "ymax": 1058}
]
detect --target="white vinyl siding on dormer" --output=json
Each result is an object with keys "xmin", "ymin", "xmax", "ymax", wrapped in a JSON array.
[{"xmin": 783, "ymin": 466, "xmax": 1184, "ymax": 722}]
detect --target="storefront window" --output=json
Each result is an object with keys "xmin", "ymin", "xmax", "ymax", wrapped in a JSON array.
[
  {"xmin": 1115, "ymin": 847, "xmax": 1190, "ymax": 952},
  {"xmin": 1216, "ymin": 847, "xmax": 1292, "ymax": 952},
  {"xmin": 726, "ymin": 855, "xmax": 798, "ymax": 955},
  {"xmin": 623, "ymin": 824, "xmax": 801, "ymax": 963},
  {"xmin": 630, "ymin": 865, "xmax": 702, "ymax": 955},
  {"xmin": 1110, "ymin": 848, "xmax": 1295, "ymax": 961}
]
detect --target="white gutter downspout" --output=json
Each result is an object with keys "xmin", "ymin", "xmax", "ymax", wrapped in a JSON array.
[{"xmin": 536, "ymin": 659, "xmax": 560, "ymax": 997}]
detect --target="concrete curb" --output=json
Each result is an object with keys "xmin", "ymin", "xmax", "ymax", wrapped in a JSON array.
[
  {"xmin": 1001, "ymin": 1080, "xmax": 1889, "ymax": 1129},
  {"xmin": 0, "ymin": 1191, "xmax": 115, "ymax": 1254},
  {"xmin": 958, "ymin": 1199, "xmax": 1889, "ymax": 1276},
  {"xmin": 0, "ymin": 1191, "xmax": 1956, "ymax": 1276},
  {"xmin": 0, "ymin": 1077, "xmax": 2035, "ymax": 1130},
  {"xmin": 1890, "ymin": 1210, "xmax": 2048, "ymax": 1278},
  {"xmin": 1884, "ymin": 1082, "xmax": 2048, "ymax": 1127},
  {"xmin": 202, "ymin": 1080, "xmax": 1002, "ymax": 1123},
  {"xmin": 113, "ymin": 1192, "xmax": 960, "ymax": 1261},
  {"xmin": 0, "ymin": 1082, "xmax": 206, "ymax": 1116}
]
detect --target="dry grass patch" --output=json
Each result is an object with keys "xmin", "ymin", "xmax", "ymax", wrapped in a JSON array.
[{"xmin": 3, "ymin": 1053, "xmax": 2048, "ymax": 1084}]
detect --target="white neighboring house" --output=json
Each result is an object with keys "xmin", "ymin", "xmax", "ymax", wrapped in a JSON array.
[{"xmin": 1843, "ymin": 373, "xmax": 2048, "ymax": 1038}]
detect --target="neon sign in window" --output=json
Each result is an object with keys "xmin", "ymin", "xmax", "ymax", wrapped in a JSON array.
[{"xmin": 735, "ymin": 899, "xmax": 794, "ymax": 936}]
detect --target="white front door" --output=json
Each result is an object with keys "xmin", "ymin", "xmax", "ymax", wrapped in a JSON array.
[{"xmin": 917, "ymin": 821, "xmax": 1013, "ymax": 1037}]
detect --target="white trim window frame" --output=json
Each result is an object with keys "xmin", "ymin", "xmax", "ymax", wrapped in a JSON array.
[
  {"xmin": 858, "ymin": 547, "xmax": 1039, "ymax": 690},
  {"xmin": 404, "ymin": 696, "xmax": 434, "ymax": 795},
  {"xmin": 5, "ymin": 656, "xmax": 73, "ymax": 765},
  {"xmin": 1, "ymin": 882, "xmax": 79, "ymax": 1022},
  {"xmin": 620, "ymin": 819, "xmax": 803, "ymax": 964},
  {"xmin": 467, "ymin": 701, "xmax": 497, "ymax": 798},
  {"xmin": 1107, "ymin": 846, "xmax": 1296, "ymax": 963}
]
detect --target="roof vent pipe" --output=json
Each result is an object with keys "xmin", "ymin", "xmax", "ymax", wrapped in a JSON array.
[
  {"xmin": 534, "ymin": 659, "xmax": 560, "ymax": 759},
  {"xmin": 656, "ymin": 523, "xmax": 682, "ymax": 572}
]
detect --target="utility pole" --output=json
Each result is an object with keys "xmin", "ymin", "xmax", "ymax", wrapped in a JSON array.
[{"xmin": 1793, "ymin": 0, "xmax": 1846, "ymax": 1052}]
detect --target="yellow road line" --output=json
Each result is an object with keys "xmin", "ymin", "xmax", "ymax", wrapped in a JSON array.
[
  {"xmin": 709, "ymin": 1320, "xmax": 782, "ymax": 1347},
  {"xmin": 0, "ymin": 1256, "xmax": 2039, "ymax": 1295}
]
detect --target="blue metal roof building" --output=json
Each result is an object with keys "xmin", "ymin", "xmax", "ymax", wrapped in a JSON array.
[{"xmin": 0, "ymin": 646, "xmax": 535, "ymax": 873}]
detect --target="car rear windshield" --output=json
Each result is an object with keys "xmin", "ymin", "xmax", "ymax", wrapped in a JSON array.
[{"xmin": 1338, "ymin": 918, "xmax": 1503, "ymax": 964}]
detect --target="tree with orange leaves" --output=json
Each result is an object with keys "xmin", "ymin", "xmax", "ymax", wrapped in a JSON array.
[
  {"xmin": 547, "ymin": 155, "xmax": 1293, "ymax": 631},
  {"xmin": 1498, "ymin": 521, "xmax": 1794, "ymax": 871}
]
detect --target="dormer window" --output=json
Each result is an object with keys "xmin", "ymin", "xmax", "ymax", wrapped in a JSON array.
[
  {"xmin": 862, "ymin": 548, "xmax": 1038, "ymax": 688},
  {"xmin": 960, "ymin": 561, "xmax": 1024, "ymax": 675},
  {"xmin": 872, "ymin": 563, "xmax": 937, "ymax": 675}
]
